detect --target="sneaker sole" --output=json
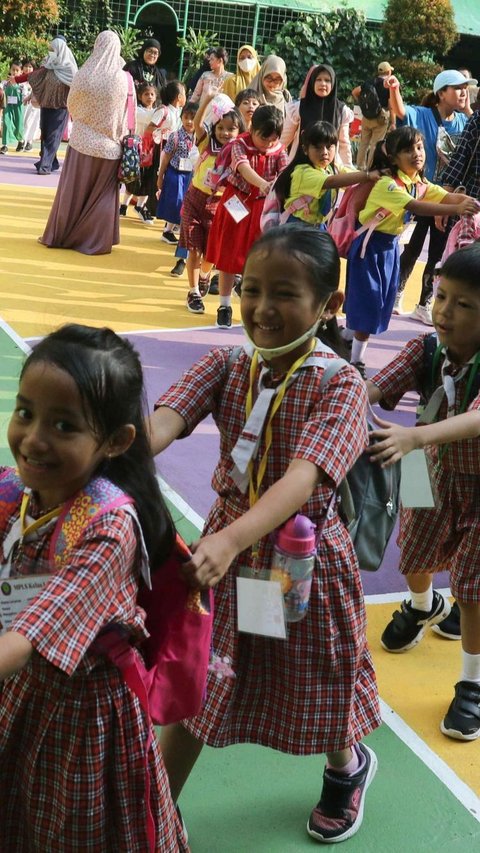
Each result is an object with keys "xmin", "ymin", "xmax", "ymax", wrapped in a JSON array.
[
  {"xmin": 381, "ymin": 599, "xmax": 451, "ymax": 653},
  {"xmin": 216, "ymin": 321, "xmax": 232, "ymax": 328},
  {"xmin": 440, "ymin": 720, "xmax": 480, "ymax": 741},
  {"xmin": 161, "ymin": 236, "xmax": 178, "ymax": 244},
  {"xmin": 306, "ymin": 745, "xmax": 378, "ymax": 844},
  {"xmin": 431, "ymin": 624, "xmax": 461, "ymax": 640}
]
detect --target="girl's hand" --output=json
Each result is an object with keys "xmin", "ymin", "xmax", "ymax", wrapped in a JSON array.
[
  {"xmin": 456, "ymin": 197, "xmax": 480, "ymax": 216},
  {"xmin": 259, "ymin": 179, "xmax": 272, "ymax": 196},
  {"xmin": 434, "ymin": 214, "xmax": 449, "ymax": 232},
  {"xmin": 181, "ymin": 530, "xmax": 238, "ymax": 588},
  {"xmin": 384, "ymin": 75, "xmax": 400, "ymax": 89},
  {"xmin": 156, "ymin": 175, "xmax": 164, "ymax": 190},
  {"xmin": 367, "ymin": 413, "xmax": 418, "ymax": 466},
  {"xmin": 367, "ymin": 169, "xmax": 382, "ymax": 182}
]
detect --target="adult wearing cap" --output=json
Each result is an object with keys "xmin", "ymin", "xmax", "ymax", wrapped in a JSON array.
[
  {"xmin": 124, "ymin": 39, "xmax": 166, "ymax": 93},
  {"xmin": 441, "ymin": 111, "xmax": 480, "ymax": 200},
  {"xmin": 352, "ymin": 61, "xmax": 396, "ymax": 169},
  {"xmin": 388, "ymin": 68, "xmax": 476, "ymax": 323}
]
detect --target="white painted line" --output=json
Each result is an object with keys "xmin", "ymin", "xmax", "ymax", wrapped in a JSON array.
[
  {"xmin": 365, "ymin": 589, "xmax": 451, "ymax": 605},
  {"xmin": 24, "ymin": 324, "xmax": 244, "ymax": 344},
  {"xmin": 0, "ymin": 317, "xmax": 30, "ymax": 353},
  {"xmin": 156, "ymin": 475, "xmax": 204, "ymax": 532},
  {"xmin": 380, "ymin": 698, "xmax": 480, "ymax": 821}
]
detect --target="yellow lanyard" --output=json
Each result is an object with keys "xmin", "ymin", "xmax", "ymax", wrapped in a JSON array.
[
  {"xmin": 246, "ymin": 340, "xmax": 315, "ymax": 509},
  {"xmin": 20, "ymin": 492, "xmax": 62, "ymax": 540}
]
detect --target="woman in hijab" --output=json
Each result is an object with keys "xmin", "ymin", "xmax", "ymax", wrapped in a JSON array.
[
  {"xmin": 249, "ymin": 55, "xmax": 291, "ymax": 116},
  {"xmin": 124, "ymin": 38, "xmax": 166, "ymax": 92},
  {"xmin": 223, "ymin": 45, "xmax": 260, "ymax": 100},
  {"xmin": 281, "ymin": 63, "xmax": 353, "ymax": 165},
  {"xmin": 16, "ymin": 36, "xmax": 78, "ymax": 174},
  {"xmin": 40, "ymin": 31, "xmax": 129, "ymax": 255}
]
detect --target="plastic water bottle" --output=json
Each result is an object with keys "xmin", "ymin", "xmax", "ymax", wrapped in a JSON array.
[{"xmin": 270, "ymin": 514, "xmax": 317, "ymax": 622}]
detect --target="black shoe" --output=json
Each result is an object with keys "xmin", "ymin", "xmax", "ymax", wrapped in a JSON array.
[
  {"xmin": 352, "ymin": 361, "xmax": 367, "ymax": 380},
  {"xmin": 187, "ymin": 291, "xmax": 205, "ymax": 314},
  {"xmin": 119, "ymin": 204, "xmax": 128, "ymax": 216},
  {"xmin": 171, "ymin": 259, "xmax": 186, "ymax": 277},
  {"xmin": 381, "ymin": 591, "xmax": 450, "ymax": 653},
  {"xmin": 16, "ymin": 141, "xmax": 24, "ymax": 152},
  {"xmin": 135, "ymin": 205, "xmax": 154, "ymax": 225},
  {"xmin": 0, "ymin": 145, "xmax": 8, "ymax": 154},
  {"xmin": 441, "ymin": 681, "xmax": 480, "ymax": 741},
  {"xmin": 24, "ymin": 142, "xmax": 32, "ymax": 151},
  {"xmin": 216, "ymin": 306, "xmax": 232, "ymax": 328},
  {"xmin": 162, "ymin": 230, "xmax": 178, "ymax": 244},
  {"xmin": 209, "ymin": 273, "xmax": 219, "ymax": 295},
  {"xmin": 431, "ymin": 600, "xmax": 461, "ymax": 639}
]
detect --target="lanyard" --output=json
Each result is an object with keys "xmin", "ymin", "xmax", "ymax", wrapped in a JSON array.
[
  {"xmin": 20, "ymin": 492, "xmax": 62, "ymax": 540},
  {"xmin": 246, "ymin": 340, "xmax": 315, "ymax": 509}
]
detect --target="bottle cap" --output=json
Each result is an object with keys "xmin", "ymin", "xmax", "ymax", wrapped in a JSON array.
[{"xmin": 276, "ymin": 514, "xmax": 317, "ymax": 556}]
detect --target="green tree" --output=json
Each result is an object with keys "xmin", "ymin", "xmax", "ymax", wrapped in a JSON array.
[
  {"xmin": 383, "ymin": 0, "xmax": 458, "ymax": 59},
  {"xmin": 0, "ymin": 0, "xmax": 59, "ymax": 38}
]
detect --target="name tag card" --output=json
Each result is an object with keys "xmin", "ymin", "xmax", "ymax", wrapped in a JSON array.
[
  {"xmin": 400, "ymin": 450, "xmax": 436, "ymax": 508},
  {"xmin": 7, "ymin": 96, "xmax": 18, "ymax": 105},
  {"xmin": 224, "ymin": 194, "xmax": 249, "ymax": 223},
  {"xmin": 236, "ymin": 576, "xmax": 286, "ymax": 639},
  {"xmin": 0, "ymin": 574, "xmax": 50, "ymax": 634},
  {"xmin": 179, "ymin": 157, "xmax": 194, "ymax": 171}
]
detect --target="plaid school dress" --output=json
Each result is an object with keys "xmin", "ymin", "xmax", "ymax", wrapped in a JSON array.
[
  {"xmin": 0, "ymin": 469, "xmax": 188, "ymax": 852},
  {"xmin": 371, "ymin": 335, "xmax": 480, "ymax": 601},
  {"xmin": 156, "ymin": 344, "xmax": 381, "ymax": 755}
]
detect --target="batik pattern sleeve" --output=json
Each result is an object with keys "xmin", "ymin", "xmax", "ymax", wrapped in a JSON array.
[
  {"xmin": 11, "ymin": 509, "xmax": 140, "ymax": 675},
  {"xmin": 370, "ymin": 336, "xmax": 426, "ymax": 409}
]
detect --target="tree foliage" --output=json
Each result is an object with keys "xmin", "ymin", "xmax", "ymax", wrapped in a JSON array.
[
  {"xmin": 0, "ymin": 0, "xmax": 59, "ymax": 38},
  {"xmin": 383, "ymin": 0, "xmax": 458, "ymax": 59}
]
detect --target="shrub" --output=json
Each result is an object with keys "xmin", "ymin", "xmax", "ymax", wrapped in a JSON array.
[{"xmin": 383, "ymin": 0, "xmax": 458, "ymax": 60}]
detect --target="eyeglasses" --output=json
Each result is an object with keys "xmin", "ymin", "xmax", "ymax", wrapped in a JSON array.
[{"xmin": 145, "ymin": 48, "xmax": 159, "ymax": 56}]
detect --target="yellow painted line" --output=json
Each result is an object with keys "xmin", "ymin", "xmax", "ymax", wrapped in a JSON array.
[{"xmin": 367, "ymin": 601, "xmax": 480, "ymax": 795}]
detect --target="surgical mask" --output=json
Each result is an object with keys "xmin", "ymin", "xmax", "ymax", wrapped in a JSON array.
[
  {"xmin": 242, "ymin": 318, "xmax": 320, "ymax": 361},
  {"xmin": 239, "ymin": 58, "xmax": 256, "ymax": 73}
]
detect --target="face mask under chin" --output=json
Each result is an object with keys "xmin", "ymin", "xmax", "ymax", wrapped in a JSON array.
[{"xmin": 242, "ymin": 319, "xmax": 321, "ymax": 361}]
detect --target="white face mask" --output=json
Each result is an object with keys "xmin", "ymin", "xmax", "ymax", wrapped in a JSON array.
[
  {"xmin": 239, "ymin": 58, "xmax": 256, "ymax": 73},
  {"xmin": 242, "ymin": 318, "xmax": 320, "ymax": 361}
]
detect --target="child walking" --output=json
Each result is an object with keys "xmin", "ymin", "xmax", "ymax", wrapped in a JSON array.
[
  {"xmin": 120, "ymin": 82, "xmax": 158, "ymax": 224},
  {"xmin": 205, "ymin": 104, "xmax": 288, "ymax": 328},
  {"xmin": 156, "ymin": 101, "xmax": 199, "ymax": 244},
  {"xmin": 0, "ymin": 60, "xmax": 23, "ymax": 154},
  {"xmin": 150, "ymin": 225, "xmax": 381, "ymax": 844},
  {"xmin": 234, "ymin": 87, "xmax": 260, "ymax": 132},
  {"xmin": 367, "ymin": 244, "xmax": 480, "ymax": 741},
  {"xmin": 181, "ymin": 91, "xmax": 244, "ymax": 313},
  {"xmin": 141, "ymin": 79, "xmax": 186, "ymax": 220},
  {"xmin": 0, "ymin": 324, "xmax": 188, "ymax": 852},
  {"xmin": 274, "ymin": 120, "xmax": 380, "ymax": 228},
  {"xmin": 344, "ymin": 127, "xmax": 479, "ymax": 377},
  {"xmin": 18, "ymin": 59, "xmax": 40, "ymax": 152}
]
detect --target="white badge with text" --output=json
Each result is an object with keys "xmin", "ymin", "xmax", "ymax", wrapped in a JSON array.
[
  {"xmin": 0, "ymin": 574, "xmax": 50, "ymax": 635},
  {"xmin": 224, "ymin": 194, "xmax": 250, "ymax": 223},
  {"xmin": 179, "ymin": 157, "xmax": 194, "ymax": 172},
  {"xmin": 236, "ymin": 576, "xmax": 287, "ymax": 639}
]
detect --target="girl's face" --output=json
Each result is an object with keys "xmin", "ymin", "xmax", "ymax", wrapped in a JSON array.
[
  {"xmin": 432, "ymin": 276, "xmax": 480, "ymax": 364},
  {"xmin": 209, "ymin": 54, "xmax": 223, "ymax": 73},
  {"xmin": 143, "ymin": 46, "xmax": 159, "ymax": 66},
  {"xmin": 314, "ymin": 71, "xmax": 332, "ymax": 98},
  {"xmin": 8, "ymin": 362, "xmax": 111, "ymax": 510},
  {"xmin": 238, "ymin": 96, "xmax": 260, "ymax": 124},
  {"xmin": 251, "ymin": 129, "xmax": 279, "ymax": 153},
  {"xmin": 241, "ymin": 248, "xmax": 327, "ymax": 370},
  {"xmin": 140, "ymin": 87, "xmax": 156, "ymax": 108},
  {"xmin": 214, "ymin": 116, "xmax": 239, "ymax": 146},
  {"xmin": 263, "ymin": 73, "xmax": 283, "ymax": 93},
  {"xmin": 22, "ymin": 63, "xmax": 34, "ymax": 75},
  {"xmin": 392, "ymin": 138, "xmax": 425, "ymax": 177},
  {"xmin": 181, "ymin": 111, "xmax": 196, "ymax": 134},
  {"xmin": 305, "ymin": 141, "xmax": 336, "ymax": 168}
]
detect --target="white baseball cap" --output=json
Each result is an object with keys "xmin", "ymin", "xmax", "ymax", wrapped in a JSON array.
[{"xmin": 433, "ymin": 69, "xmax": 478, "ymax": 94}]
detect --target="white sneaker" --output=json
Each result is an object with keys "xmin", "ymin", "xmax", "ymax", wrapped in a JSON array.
[
  {"xmin": 392, "ymin": 292, "xmax": 406, "ymax": 315},
  {"xmin": 411, "ymin": 303, "xmax": 433, "ymax": 326}
]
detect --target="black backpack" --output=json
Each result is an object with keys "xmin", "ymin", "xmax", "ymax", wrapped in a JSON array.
[{"xmin": 358, "ymin": 80, "xmax": 383, "ymax": 119}]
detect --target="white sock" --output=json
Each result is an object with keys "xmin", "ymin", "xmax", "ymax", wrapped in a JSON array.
[
  {"xmin": 122, "ymin": 193, "xmax": 133, "ymax": 205},
  {"xmin": 408, "ymin": 585, "xmax": 433, "ymax": 613},
  {"xmin": 136, "ymin": 195, "xmax": 148, "ymax": 207},
  {"xmin": 189, "ymin": 285, "xmax": 200, "ymax": 296},
  {"xmin": 351, "ymin": 339, "xmax": 368, "ymax": 364},
  {"xmin": 461, "ymin": 650, "xmax": 480, "ymax": 685},
  {"xmin": 341, "ymin": 327, "xmax": 355, "ymax": 342},
  {"xmin": 219, "ymin": 295, "xmax": 231, "ymax": 307}
]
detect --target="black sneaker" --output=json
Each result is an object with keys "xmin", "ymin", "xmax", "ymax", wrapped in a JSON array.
[
  {"xmin": 198, "ymin": 273, "xmax": 210, "ymax": 297},
  {"xmin": 119, "ymin": 204, "xmax": 128, "ymax": 216},
  {"xmin": 307, "ymin": 743, "xmax": 377, "ymax": 843},
  {"xmin": 24, "ymin": 142, "xmax": 32, "ymax": 151},
  {"xmin": 216, "ymin": 306, "xmax": 232, "ymax": 328},
  {"xmin": 0, "ymin": 145, "xmax": 8, "ymax": 154},
  {"xmin": 162, "ymin": 230, "xmax": 178, "ymax": 244},
  {"xmin": 381, "ymin": 591, "xmax": 450, "ymax": 653},
  {"xmin": 171, "ymin": 259, "xmax": 186, "ymax": 277},
  {"xmin": 441, "ymin": 681, "xmax": 480, "ymax": 741},
  {"xmin": 431, "ymin": 600, "xmax": 461, "ymax": 639},
  {"xmin": 135, "ymin": 205, "xmax": 154, "ymax": 225},
  {"xmin": 187, "ymin": 291, "xmax": 205, "ymax": 314},
  {"xmin": 16, "ymin": 141, "xmax": 24, "ymax": 152},
  {"xmin": 209, "ymin": 273, "xmax": 219, "ymax": 295}
]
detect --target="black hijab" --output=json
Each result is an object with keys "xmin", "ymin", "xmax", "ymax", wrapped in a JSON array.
[
  {"xmin": 124, "ymin": 39, "xmax": 166, "ymax": 92},
  {"xmin": 298, "ymin": 63, "xmax": 345, "ymax": 134}
]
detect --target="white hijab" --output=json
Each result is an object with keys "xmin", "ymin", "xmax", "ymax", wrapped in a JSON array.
[{"xmin": 42, "ymin": 37, "xmax": 78, "ymax": 86}]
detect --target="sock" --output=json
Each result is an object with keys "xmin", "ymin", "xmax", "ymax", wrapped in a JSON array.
[
  {"xmin": 164, "ymin": 222, "xmax": 174, "ymax": 233},
  {"xmin": 122, "ymin": 193, "xmax": 133, "ymax": 205},
  {"xmin": 351, "ymin": 339, "xmax": 368, "ymax": 364},
  {"xmin": 136, "ymin": 195, "xmax": 148, "ymax": 207},
  {"xmin": 408, "ymin": 585, "xmax": 433, "ymax": 613},
  {"xmin": 327, "ymin": 744, "xmax": 365, "ymax": 776},
  {"xmin": 219, "ymin": 295, "xmax": 231, "ymax": 307},
  {"xmin": 189, "ymin": 285, "xmax": 201, "ymax": 296},
  {"xmin": 460, "ymin": 650, "xmax": 480, "ymax": 685}
]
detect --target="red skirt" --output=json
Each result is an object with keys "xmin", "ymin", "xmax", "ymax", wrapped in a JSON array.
[
  {"xmin": 179, "ymin": 184, "xmax": 220, "ymax": 254},
  {"xmin": 205, "ymin": 183, "xmax": 265, "ymax": 274}
]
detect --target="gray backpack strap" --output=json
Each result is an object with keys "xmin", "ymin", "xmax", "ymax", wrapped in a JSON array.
[
  {"xmin": 227, "ymin": 345, "xmax": 243, "ymax": 372},
  {"xmin": 319, "ymin": 357, "xmax": 356, "ymax": 525},
  {"xmin": 319, "ymin": 357, "xmax": 349, "ymax": 389}
]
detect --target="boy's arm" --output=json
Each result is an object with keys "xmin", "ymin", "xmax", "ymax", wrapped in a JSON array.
[
  {"xmin": 0, "ymin": 631, "xmax": 32, "ymax": 681},
  {"xmin": 147, "ymin": 406, "xmax": 187, "ymax": 455},
  {"xmin": 369, "ymin": 410, "xmax": 480, "ymax": 467},
  {"xmin": 366, "ymin": 380, "xmax": 384, "ymax": 404},
  {"xmin": 182, "ymin": 458, "xmax": 322, "ymax": 588}
]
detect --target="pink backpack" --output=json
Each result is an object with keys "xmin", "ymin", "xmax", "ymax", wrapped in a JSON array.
[
  {"xmin": 260, "ymin": 180, "xmax": 315, "ymax": 232},
  {"xmin": 438, "ymin": 212, "xmax": 480, "ymax": 265},
  {"xmin": 327, "ymin": 177, "xmax": 428, "ymax": 258}
]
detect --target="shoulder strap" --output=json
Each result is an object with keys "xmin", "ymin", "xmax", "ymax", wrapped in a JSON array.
[
  {"xmin": 421, "ymin": 332, "xmax": 441, "ymax": 398},
  {"xmin": 125, "ymin": 72, "xmax": 135, "ymax": 133}
]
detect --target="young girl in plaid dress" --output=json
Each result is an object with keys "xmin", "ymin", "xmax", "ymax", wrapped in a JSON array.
[
  {"xmin": 150, "ymin": 225, "xmax": 381, "ymax": 845},
  {"xmin": 367, "ymin": 244, "xmax": 480, "ymax": 742},
  {"xmin": 0, "ymin": 324, "xmax": 188, "ymax": 852}
]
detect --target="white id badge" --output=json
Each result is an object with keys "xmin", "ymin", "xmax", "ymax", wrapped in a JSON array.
[
  {"xmin": 0, "ymin": 574, "xmax": 50, "ymax": 635},
  {"xmin": 7, "ymin": 96, "xmax": 18, "ymax": 105},
  {"xmin": 236, "ymin": 576, "xmax": 287, "ymax": 639},
  {"xmin": 179, "ymin": 157, "xmax": 193, "ymax": 172},
  {"xmin": 400, "ymin": 450, "xmax": 436, "ymax": 508},
  {"xmin": 224, "ymin": 194, "xmax": 249, "ymax": 223},
  {"xmin": 399, "ymin": 222, "xmax": 416, "ymax": 245}
]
